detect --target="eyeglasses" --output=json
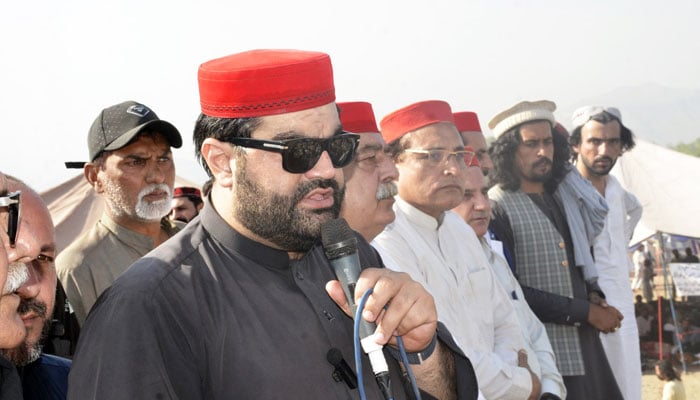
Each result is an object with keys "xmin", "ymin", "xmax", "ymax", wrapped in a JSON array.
[
  {"xmin": 226, "ymin": 133, "xmax": 360, "ymax": 174},
  {"xmin": 403, "ymin": 148, "xmax": 475, "ymax": 167},
  {"xmin": 0, "ymin": 191, "xmax": 20, "ymax": 248}
]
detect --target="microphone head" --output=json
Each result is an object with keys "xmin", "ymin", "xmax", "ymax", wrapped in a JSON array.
[
  {"xmin": 321, "ymin": 218, "xmax": 358, "ymax": 260},
  {"xmin": 326, "ymin": 347, "xmax": 343, "ymax": 365}
]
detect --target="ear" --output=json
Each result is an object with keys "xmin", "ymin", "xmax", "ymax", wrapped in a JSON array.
[
  {"xmin": 84, "ymin": 163, "xmax": 103, "ymax": 193},
  {"xmin": 201, "ymin": 138, "xmax": 235, "ymax": 189}
]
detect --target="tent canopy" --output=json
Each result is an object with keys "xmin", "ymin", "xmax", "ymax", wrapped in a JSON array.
[
  {"xmin": 41, "ymin": 174, "xmax": 200, "ymax": 254},
  {"xmin": 611, "ymin": 139, "xmax": 700, "ymax": 245}
]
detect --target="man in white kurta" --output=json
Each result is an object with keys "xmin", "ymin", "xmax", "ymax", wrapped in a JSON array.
[
  {"xmin": 373, "ymin": 100, "xmax": 538, "ymax": 400},
  {"xmin": 571, "ymin": 105, "xmax": 643, "ymax": 400},
  {"xmin": 452, "ymin": 164, "xmax": 566, "ymax": 399}
]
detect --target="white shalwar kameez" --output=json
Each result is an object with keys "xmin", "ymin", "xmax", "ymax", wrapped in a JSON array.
[
  {"xmin": 594, "ymin": 175, "xmax": 643, "ymax": 400},
  {"xmin": 373, "ymin": 197, "xmax": 532, "ymax": 400}
]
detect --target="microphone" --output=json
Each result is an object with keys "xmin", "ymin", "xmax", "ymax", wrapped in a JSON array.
[
  {"xmin": 326, "ymin": 348, "xmax": 357, "ymax": 389},
  {"xmin": 321, "ymin": 218, "xmax": 393, "ymax": 400}
]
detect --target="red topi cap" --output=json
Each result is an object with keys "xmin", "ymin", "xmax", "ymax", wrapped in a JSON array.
[
  {"xmin": 173, "ymin": 186, "xmax": 202, "ymax": 199},
  {"xmin": 198, "ymin": 49, "xmax": 336, "ymax": 118},
  {"xmin": 464, "ymin": 145, "xmax": 481, "ymax": 167},
  {"xmin": 338, "ymin": 102, "xmax": 379, "ymax": 133},
  {"xmin": 380, "ymin": 100, "xmax": 455, "ymax": 144},
  {"xmin": 453, "ymin": 112, "xmax": 482, "ymax": 133}
]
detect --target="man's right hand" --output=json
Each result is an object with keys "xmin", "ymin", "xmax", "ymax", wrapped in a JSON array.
[
  {"xmin": 588, "ymin": 303, "xmax": 623, "ymax": 333},
  {"xmin": 517, "ymin": 349, "xmax": 541, "ymax": 400}
]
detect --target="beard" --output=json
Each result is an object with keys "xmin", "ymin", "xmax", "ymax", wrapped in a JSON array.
[
  {"xmin": 527, "ymin": 158, "xmax": 553, "ymax": 183},
  {"xmin": 3, "ymin": 262, "xmax": 28, "ymax": 295},
  {"xmin": 233, "ymin": 158, "xmax": 344, "ymax": 252},
  {"xmin": 583, "ymin": 155, "xmax": 616, "ymax": 177},
  {"xmin": 103, "ymin": 179, "xmax": 172, "ymax": 222},
  {"xmin": 0, "ymin": 298, "xmax": 48, "ymax": 366}
]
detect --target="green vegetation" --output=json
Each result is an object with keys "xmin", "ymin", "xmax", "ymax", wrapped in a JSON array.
[{"xmin": 672, "ymin": 138, "xmax": 700, "ymax": 157}]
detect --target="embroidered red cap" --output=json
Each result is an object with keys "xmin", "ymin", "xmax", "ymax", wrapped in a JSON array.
[
  {"xmin": 173, "ymin": 186, "xmax": 201, "ymax": 199},
  {"xmin": 198, "ymin": 49, "xmax": 336, "ymax": 118},
  {"xmin": 453, "ymin": 112, "xmax": 482, "ymax": 133},
  {"xmin": 338, "ymin": 102, "xmax": 379, "ymax": 133},
  {"xmin": 464, "ymin": 145, "xmax": 480, "ymax": 167},
  {"xmin": 380, "ymin": 100, "xmax": 455, "ymax": 144}
]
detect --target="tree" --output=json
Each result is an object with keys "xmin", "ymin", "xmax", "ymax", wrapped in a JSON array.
[{"xmin": 672, "ymin": 138, "xmax": 700, "ymax": 157}]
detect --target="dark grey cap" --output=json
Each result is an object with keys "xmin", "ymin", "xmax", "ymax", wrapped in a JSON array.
[{"xmin": 87, "ymin": 100, "xmax": 182, "ymax": 161}]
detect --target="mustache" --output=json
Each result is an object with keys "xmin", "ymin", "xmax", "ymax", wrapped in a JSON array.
[
  {"xmin": 3, "ymin": 262, "xmax": 28, "ymax": 295},
  {"xmin": 594, "ymin": 156, "xmax": 613, "ymax": 163},
  {"xmin": 138, "ymin": 183, "xmax": 172, "ymax": 203},
  {"xmin": 295, "ymin": 179, "xmax": 340, "ymax": 202},
  {"xmin": 533, "ymin": 158, "xmax": 552, "ymax": 168},
  {"xmin": 17, "ymin": 298, "xmax": 47, "ymax": 320},
  {"xmin": 376, "ymin": 181, "xmax": 398, "ymax": 201}
]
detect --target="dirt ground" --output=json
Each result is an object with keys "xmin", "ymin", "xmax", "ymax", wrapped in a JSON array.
[{"xmin": 641, "ymin": 363, "xmax": 699, "ymax": 399}]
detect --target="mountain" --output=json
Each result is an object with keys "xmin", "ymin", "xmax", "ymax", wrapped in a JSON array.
[{"xmin": 557, "ymin": 84, "xmax": 700, "ymax": 146}]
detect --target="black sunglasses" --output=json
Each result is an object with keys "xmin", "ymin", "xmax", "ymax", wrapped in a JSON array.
[
  {"xmin": 226, "ymin": 133, "xmax": 360, "ymax": 174},
  {"xmin": 0, "ymin": 191, "xmax": 20, "ymax": 248}
]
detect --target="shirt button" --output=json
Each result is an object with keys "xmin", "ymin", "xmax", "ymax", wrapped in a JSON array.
[
  {"xmin": 295, "ymin": 271, "xmax": 304, "ymax": 280},
  {"xmin": 559, "ymin": 242, "xmax": 565, "ymax": 249},
  {"xmin": 561, "ymin": 260, "xmax": 568, "ymax": 267}
]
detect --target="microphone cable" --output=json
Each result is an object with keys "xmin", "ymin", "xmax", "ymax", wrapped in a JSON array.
[{"xmin": 354, "ymin": 288, "xmax": 422, "ymax": 400}]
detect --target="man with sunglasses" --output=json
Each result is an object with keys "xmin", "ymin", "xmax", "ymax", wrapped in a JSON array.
[
  {"xmin": 0, "ymin": 172, "xmax": 26, "ymax": 399},
  {"xmin": 372, "ymin": 101, "xmax": 540, "ymax": 400},
  {"xmin": 570, "ymin": 106, "xmax": 642, "ymax": 400},
  {"xmin": 1, "ymin": 175, "xmax": 72, "ymax": 400},
  {"xmin": 57, "ymin": 101, "xmax": 183, "ymax": 326},
  {"xmin": 69, "ymin": 50, "xmax": 472, "ymax": 399}
]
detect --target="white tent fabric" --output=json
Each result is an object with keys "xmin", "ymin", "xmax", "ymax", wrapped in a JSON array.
[
  {"xmin": 611, "ymin": 139, "xmax": 700, "ymax": 244},
  {"xmin": 40, "ymin": 174, "xmax": 200, "ymax": 254}
]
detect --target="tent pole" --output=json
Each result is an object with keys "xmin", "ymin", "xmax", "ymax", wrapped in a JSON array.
[{"xmin": 658, "ymin": 231, "xmax": 687, "ymax": 373}]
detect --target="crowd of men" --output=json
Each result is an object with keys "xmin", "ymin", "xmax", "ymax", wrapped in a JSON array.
[{"xmin": 0, "ymin": 48, "xmax": 650, "ymax": 399}]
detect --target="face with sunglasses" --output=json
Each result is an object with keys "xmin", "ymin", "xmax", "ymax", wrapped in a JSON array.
[
  {"xmin": 206, "ymin": 103, "xmax": 352, "ymax": 253},
  {"xmin": 395, "ymin": 123, "xmax": 467, "ymax": 219}
]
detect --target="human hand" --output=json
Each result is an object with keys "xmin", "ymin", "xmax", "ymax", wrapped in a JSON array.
[
  {"xmin": 326, "ymin": 267, "xmax": 437, "ymax": 352},
  {"xmin": 588, "ymin": 303, "xmax": 623, "ymax": 333},
  {"xmin": 517, "ymin": 349, "xmax": 541, "ymax": 400}
]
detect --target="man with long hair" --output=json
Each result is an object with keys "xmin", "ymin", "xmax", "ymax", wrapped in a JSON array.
[{"xmin": 488, "ymin": 100, "xmax": 623, "ymax": 399}]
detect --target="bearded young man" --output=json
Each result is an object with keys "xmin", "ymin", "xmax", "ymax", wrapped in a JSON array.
[
  {"xmin": 68, "ymin": 50, "xmax": 478, "ymax": 400},
  {"xmin": 2, "ymin": 176, "xmax": 72, "ymax": 400},
  {"xmin": 570, "ymin": 106, "xmax": 642, "ymax": 400},
  {"xmin": 56, "ymin": 101, "xmax": 183, "ymax": 325}
]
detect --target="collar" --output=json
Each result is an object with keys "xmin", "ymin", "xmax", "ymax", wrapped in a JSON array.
[{"xmin": 395, "ymin": 196, "xmax": 444, "ymax": 230}]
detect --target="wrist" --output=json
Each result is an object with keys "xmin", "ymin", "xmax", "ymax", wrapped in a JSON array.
[{"xmin": 386, "ymin": 332, "xmax": 438, "ymax": 365}]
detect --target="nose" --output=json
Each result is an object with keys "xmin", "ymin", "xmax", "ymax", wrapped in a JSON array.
[
  {"xmin": 146, "ymin": 161, "xmax": 167, "ymax": 184},
  {"xmin": 378, "ymin": 153, "xmax": 399, "ymax": 181},
  {"xmin": 305, "ymin": 150, "xmax": 336, "ymax": 180},
  {"xmin": 443, "ymin": 153, "xmax": 463, "ymax": 175},
  {"xmin": 15, "ymin": 263, "xmax": 39, "ymax": 300}
]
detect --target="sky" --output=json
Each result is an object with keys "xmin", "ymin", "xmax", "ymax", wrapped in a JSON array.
[{"xmin": 2, "ymin": 0, "xmax": 699, "ymax": 191}]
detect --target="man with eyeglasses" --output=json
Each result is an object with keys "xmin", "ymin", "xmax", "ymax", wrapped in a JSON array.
[
  {"xmin": 57, "ymin": 101, "xmax": 183, "ymax": 326},
  {"xmin": 452, "ymin": 111, "xmax": 493, "ymax": 176},
  {"xmin": 487, "ymin": 100, "xmax": 624, "ymax": 399},
  {"xmin": 69, "ymin": 50, "xmax": 473, "ymax": 399},
  {"xmin": 0, "ymin": 175, "xmax": 72, "ymax": 400},
  {"xmin": 372, "ymin": 101, "xmax": 540, "ymax": 400},
  {"xmin": 570, "ymin": 106, "xmax": 642, "ymax": 400}
]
